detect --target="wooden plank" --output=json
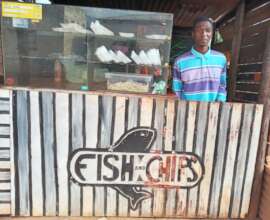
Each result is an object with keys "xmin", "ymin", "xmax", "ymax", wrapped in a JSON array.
[
  {"xmin": 185, "ymin": 102, "xmax": 197, "ymax": 152},
  {"xmin": 152, "ymin": 99, "xmax": 165, "ymax": 217},
  {"xmin": 164, "ymin": 100, "xmax": 175, "ymax": 152},
  {"xmin": 244, "ymin": 3, "xmax": 270, "ymax": 28},
  {"xmin": 228, "ymin": 0, "xmax": 245, "ymax": 101},
  {"xmin": 231, "ymin": 104, "xmax": 254, "ymax": 218},
  {"xmin": 175, "ymin": 101, "xmax": 187, "ymax": 152},
  {"xmin": 241, "ymin": 31, "xmax": 267, "ymax": 46},
  {"xmin": 0, "ymin": 171, "xmax": 10, "ymax": 181},
  {"xmin": 0, "ymin": 114, "xmax": 9, "ymax": 125},
  {"xmin": 42, "ymin": 92, "xmax": 57, "ymax": 216},
  {"xmin": 100, "ymin": 96, "xmax": 113, "ymax": 147},
  {"xmin": 188, "ymin": 102, "xmax": 208, "ymax": 217},
  {"xmin": 0, "ymin": 100, "xmax": 9, "ymax": 112},
  {"xmin": 0, "ymin": 149, "xmax": 9, "ymax": 159},
  {"xmin": 0, "ymin": 192, "xmax": 10, "ymax": 202},
  {"xmin": 239, "ymin": 43, "xmax": 265, "ymax": 64},
  {"xmin": 241, "ymin": 105, "xmax": 263, "ymax": 218},
  {"xmin": 209, "ymin": 103, "xmax": 232, "ymax": 217},
  {"xmin": 198, "ymin": 102, "xmax": 220, "ymax": 216},
  {"xmin": 151, "ymin": 99, "xmax": 164, "ymax": 152},
  {"xmin": 95, "ymin": 95, "xmax": 113, "ymax": 217},
  {"xmin": 0, "ymin": 161, "xmax": 9, "ymax": 169},
  {"xmin": 55, "ymin": 93, "xmax": 69, "ymax": 216},
  {"xmin": 0, "ymin": 138, "xmax": 9, "ymax": 148},
  {"xmin": 185, "ymin": 101, "xmax": 197, "ymax": 217},
  {"xmin": 238, "ymin": 63, "xmax": 262, "ymax": 73},
  {"xmin": 82, "ymin": 94, "xmax": 98, "ymax": 216},
  {"xmin": 219, "ymin": 103, "xmax": 242, "ymax": 217},
  {"xmin": 111, "ymin": 96, "xmax": 125, "ymax": 217},
  {"xmin": 0, "ymin": 127, "xmax": 9, "ymax": 137},
  {"xmin": 128, "ymin": 97, "xmax": 140, "ymax": 217},
  {"xmin": 0, "ymin": 217, "xmax": 251, "ymax": 220},
  {"xmin": 0, "ymin": 203, "xmax": 10, "ymax": 216},
  {"xmin": 140, "ymin": 97, "xmax": 153, "ymax": 217},
  {"xmin": 29, "ymin": 91, "xmax": 43, "ymax": 216},
  {"xmin": 16, "ymin": 91, "xmax": 30, "ymax": 216},
  {"xmin": 70, "ymin": 94, "xmax": 83, "ymax": 216},
  {"xmin": 0, "ymin": 182, "xmax": 10, "ymax": 190},
  {"xmin": 0, "ymin": 90, "xmax": 10, "ymax": 98},
  {"xmin": 234, "ymin": 92, "xmax": 258, "ymax": 103},
  {"xmin": 164, "ymin": 100, "xmax": 176, "ymax": 217},
  {"xmin": 175, "ymin": 101, "xmax": 187, "ymax": 217},
  {"xmin": 9, "ymin": 91, "xmax": 15, "ymax": 216},
  {"xmin": 127, "ymin": 97, "xmax": 139, "ymax": 130},
  {"xmin": 236, "ymin": 73, "xmax": 261, "ymax": 82},
  {"xmin": 236, "ymin": 83, "xmax": 260, "ymax": 93}
]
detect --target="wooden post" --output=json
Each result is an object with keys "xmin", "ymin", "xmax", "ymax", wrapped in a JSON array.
[
  {"xmin": 248, "ymin": 27, "xmax": 270, "ymax": 220},
  {"xmin": 228, "ymin": 0, "xmax": 245, "ymax": 101},
  {"xmin": 0, "ymin": 1, "xmax": 4, "ymax": 79}
]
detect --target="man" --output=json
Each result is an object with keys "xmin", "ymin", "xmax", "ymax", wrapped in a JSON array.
[{"xmin": 172, "ymin": 16, "xmax": 227, "ymax": 102}]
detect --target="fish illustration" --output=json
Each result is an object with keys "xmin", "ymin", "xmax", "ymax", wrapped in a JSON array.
[
  {"xmin": 69, "ymin": 126, "xmax": 204, "ymax": 210},
  {"xmin": 108, "ymin": 127, "xmax": 156, "ymax": 210}
]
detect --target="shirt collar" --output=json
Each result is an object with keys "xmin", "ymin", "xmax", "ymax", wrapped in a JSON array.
[{"xmin": 191, "ymin": 47, "xmax": 211, "ymax": 59}]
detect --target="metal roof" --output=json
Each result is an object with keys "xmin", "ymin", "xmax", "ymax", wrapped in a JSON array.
[{"xmin": 52, "ymin": 0, "xmax": 241, "ymax": 27}]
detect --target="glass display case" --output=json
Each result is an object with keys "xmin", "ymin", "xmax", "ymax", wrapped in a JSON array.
[{"xmin": 1, "ymin": 2, "xmax": 173, "ymax": 94}]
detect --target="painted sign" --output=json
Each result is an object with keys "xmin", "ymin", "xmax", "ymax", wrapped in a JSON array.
[
  {"xmin": 2, "ymin": 2, "xmax": 42, "ymax": 20},
  {"xmin": 9, "ymin": 90, "xmax": 264, "ymax": 218},
  {"xmin": 69, "ymin": 127, "xmax": 204, "ymax": 210}
]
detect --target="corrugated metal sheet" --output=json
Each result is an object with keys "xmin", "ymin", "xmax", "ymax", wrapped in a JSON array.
[{"xmin": 52, "ymin": 0, "xmax": 240, "ymax": 28}]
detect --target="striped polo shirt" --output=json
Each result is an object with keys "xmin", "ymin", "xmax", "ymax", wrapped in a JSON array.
[{"xmin": 172, "ymin": 47, "xmax": 227, "ymax": 102}]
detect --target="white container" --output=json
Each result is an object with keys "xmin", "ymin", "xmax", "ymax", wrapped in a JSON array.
[{"xmin": 105, "ymin": 73, "xmax": 153, "ymax": 93}]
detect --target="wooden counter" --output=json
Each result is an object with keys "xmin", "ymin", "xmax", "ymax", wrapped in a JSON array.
[{"xmin": 0, "ymin": 87, "xmax": 264, "ymax": 219}]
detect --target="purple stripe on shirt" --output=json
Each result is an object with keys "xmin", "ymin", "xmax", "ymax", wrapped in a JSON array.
[
  {"xmin": 211, "ymin": 50, "xmax": 225, "ymax": 56},
  {"xmin": 181, "ymin": 67, "xmax": 224, "ymax": 81},
  {"xmin": 183, "ymin": 80, "xmax": 220, "ymax": 92}
]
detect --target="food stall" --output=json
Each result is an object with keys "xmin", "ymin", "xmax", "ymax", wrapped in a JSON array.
[{"xmin": 0, "ymin": 1, "xmax": 265, "ymax": 219}]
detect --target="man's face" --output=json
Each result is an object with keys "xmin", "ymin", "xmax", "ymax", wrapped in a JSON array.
[{"xmin": 192, "ymin": 21, "xmax": 213, "ymax": 48}]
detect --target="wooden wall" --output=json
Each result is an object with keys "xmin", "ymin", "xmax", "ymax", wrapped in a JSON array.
[
  {"xmin": 0, "ymin": 1, "xmax": 4, "ymax": 82},
  {"xmin": 0, "ymin": 89, "xmax": 11, "ymax": 216},
  {"xmin": 0, "ymin": 88, "xmax": 262, "ymax": 218},
  {"xmin": 259, "ymin": 157, "xmax": 270, "ymax": 220},
  {"xmin": 235, "ymin": 1, "xmax": 269, "ymax": 102},
  {"xmin": 215, "ymin": 0, "xmax": 270, "ymax": 103}
]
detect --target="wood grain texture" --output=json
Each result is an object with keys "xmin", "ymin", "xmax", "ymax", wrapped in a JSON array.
[
  {"xmin": 140, "ymin": 97, "xmax": 153, "ymax": 217},
  {"xmin": 231, "ymin": 104, "xmax": 254, "ymax": 218},
  {"xmin": 42, "ymin": 92, "xmax": 57, "ymax": 216},
  {"xmin": 82, "ymin": 95, "xmax": 99, "ymax": 216},
  {"xmin": 198, "ymin": 102, "xmax": 220, "ymax": 216},
  {"xmin": 70, "ymin": 94, "xmax": 83, "ymax": 216},
  {"xmin": 188, "ymin": 102, "xmax": 208, "ymax": 217},
  {"xmin": 241, "ymin": 104, "xmax": 263, "ymax": 218},
  {"xmin": 219, "ymin": 103, "xmax": 242, "ymax": 218},
  {"xmin": 7, "ymin": 89, "xmax": 264, "ymax": 218},
  {"xmin": 152, "ymin": 99, "xmax": 165, "ymax": 217},
  {"xmin": 16, "ymin": 91, "xmax": 30, "ymax": 216},
  {"xmin": 111, "ymin": 96, "xmax": 125, "ymax": 217},
  {"xmin": 55, "ymin": 93, "xmax": 69, "ymax": 216},
  {"xmin": 29, "ymin": 91, "xmax": 43, "ymax": 216},
  {"xmin": 209, "ymin": 103, "xmax": 232, "ymax": 218}
]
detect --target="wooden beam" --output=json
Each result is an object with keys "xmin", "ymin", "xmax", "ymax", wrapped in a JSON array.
[
  {"xmin": 0, "ymin": 1, "xmax": 4, "ymax": 80},
  {"xmin": 228, "ymin": 0, "xmax": 245, "ymax": 101},
  {"xmin": 248, "ymin": 27, "xmax": 270, "ymax": 220}
]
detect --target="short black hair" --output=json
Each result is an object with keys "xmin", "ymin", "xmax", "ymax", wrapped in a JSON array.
[{"xmin": 193, "ymin": 16, "xmax": 214, "ymax": 30}]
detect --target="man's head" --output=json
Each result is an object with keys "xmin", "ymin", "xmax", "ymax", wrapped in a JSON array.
[{"xmin": 192, "ymin": 16, "xmax": 214, "ymax": 51}]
